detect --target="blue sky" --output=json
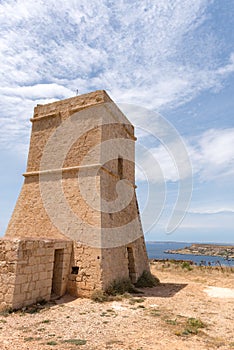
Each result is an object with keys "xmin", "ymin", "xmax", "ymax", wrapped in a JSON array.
[{"xmin": 0, "ymin": 0, "xmax": 233, "ymax": 243}]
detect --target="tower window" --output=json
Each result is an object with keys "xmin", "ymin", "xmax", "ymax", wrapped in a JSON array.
[
  {"xmin": 118, "ymin": 156, "xmax": 123, "ymax": 179},
  {"xmin": 71, "ymin": 266, "xmax": 79, "ymax": 274}
]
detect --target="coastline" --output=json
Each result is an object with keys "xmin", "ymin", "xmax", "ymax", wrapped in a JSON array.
[
  {"xmin": 164, "ymin": 243, "xmax": 234, "ymax": 259},
  {"xmin": 146, "ymin": 241, "xmax": 234, "ymax": 266}
]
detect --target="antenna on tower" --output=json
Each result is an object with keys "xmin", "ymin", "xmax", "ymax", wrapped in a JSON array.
[{"xmin": 76, "ymin": 89, "xmax": 79, "ymax": 96}]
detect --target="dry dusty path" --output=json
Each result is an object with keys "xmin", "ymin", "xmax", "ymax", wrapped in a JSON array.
[{"xmin": 0, "ymin": 262, "xmax": 233, "ymax": 350}]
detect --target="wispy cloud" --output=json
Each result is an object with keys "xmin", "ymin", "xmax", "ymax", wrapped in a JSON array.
[
  {"xmin": 188, "ymin": 128, "xmax": 234, "ymax": 181},
  {"xmin": 1, "ymin": 0, "xmax": 234, "ymax": 152},
  {"xmin": 135, "ymin": 127, "xmax": 234, "ymax": 184},
  {"xmin": 187, "ymin": 208, "xmax": 234, "ymax": 214},
  {"xmin": 0, "ymin": 84, "xmax": 72, "ymax": 100},
  {"xmin": 179, "ymin": 211, "xmax": 234, "ymax": 230}
]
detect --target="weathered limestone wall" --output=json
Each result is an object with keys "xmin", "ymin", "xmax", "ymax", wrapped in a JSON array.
[
  {"xmin": 100, "ymin": 238, "xmax": 150, "ymax": 288},
  {"xmin": 67, "ymin": 243, "xmax": 103, "ymax": 298},
  {"xmin": 27, "ymin": 90, "xmax": 111, "ymax": 172},
  {"xmin": 100, "ymin": 169, "xmax": 139, "ymax": 229},
  {"xmin": 4, "ymin": 177, "xmax": 67, "ymax": 240},
  {"xmin": 67, "ymin": 238, "xmax": 150, "ymax": 297},
  {"xmin": 0, "ymin": 239, "xmax": 72, "ymax": 311},
  {"xmin": 126, "ymin": 236, "xmax": 150, "ymax": 282},
  {"xmin": 5, "ymin": 170, "xmax": 102, "ymax": 241},
  {"xmin": 0, "ymin": 240, "xmax": 18, "ymax": 311},
  {"xmin": 98, "ymin": 111, "xmax": 150, "ymax": 285},
  {"xmin": 100, "ymin": 246, "xmax": 129, "ymax": 288},
  {"xmin": 5, "ymin": 97, "xmax": 106, "ymax": 240}
]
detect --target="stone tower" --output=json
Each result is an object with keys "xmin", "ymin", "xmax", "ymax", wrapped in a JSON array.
[{"xmin": 1, "ymin": 90, "xmax": 149, "ymax": 309}]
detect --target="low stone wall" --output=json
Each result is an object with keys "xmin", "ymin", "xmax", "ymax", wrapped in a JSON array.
[
  {"xmin": 0, "ymin": 238, "xmax": 72, "ymax": 311},
  {"xmin": 0, "ymin": 240, "xmax": 18, "ymax": 311}
]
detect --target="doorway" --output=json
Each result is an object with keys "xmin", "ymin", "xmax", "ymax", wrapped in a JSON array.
[
  {"xmin": 51, "ymin": 249, "xmax": 64, "ymax": 297},
  {"xmin": 127, "ymin": 247, "xmax": 136, "ymax": 283}
]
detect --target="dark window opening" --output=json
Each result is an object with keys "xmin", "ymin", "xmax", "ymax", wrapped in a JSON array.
[
  {"xmin": 118, "ymin": 156, "xmax": 123, "ymax": 179},
  {"xmin": 71, "ymin": 266, "xmax": 79, "ymax": 275}
]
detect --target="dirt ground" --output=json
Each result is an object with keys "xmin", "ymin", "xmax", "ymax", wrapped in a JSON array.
[{"xmin": 0, "ymin": 261, "xmax": 233, "ymax": 350}]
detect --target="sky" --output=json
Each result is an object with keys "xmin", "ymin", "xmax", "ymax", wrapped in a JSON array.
[{"xmin": 0, "ymin": 0, "xmax": 233, "ymax": 243}]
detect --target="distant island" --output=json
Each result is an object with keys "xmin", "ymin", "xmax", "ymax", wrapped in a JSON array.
[{"xmin": 165, "ymin": 243, "xmax": 234, "ymax": 259}]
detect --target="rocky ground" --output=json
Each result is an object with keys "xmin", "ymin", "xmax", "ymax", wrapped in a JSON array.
[{"xmin": 0, "ymin": 261, "xmax": 233, "ymax": 350}]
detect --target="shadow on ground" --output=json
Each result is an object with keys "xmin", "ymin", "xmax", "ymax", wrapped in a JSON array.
[
  {"xmin": 138, "ymin": 283, "xmax": 188, "ymax": 298},
  {"xmin": 9, "ymin": 284, "xmax": 188, "ymax": 315}
]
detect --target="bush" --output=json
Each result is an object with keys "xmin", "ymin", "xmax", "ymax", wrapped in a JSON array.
[
  {"xmin": 91, "ymin": 290, "xmax": 108, "ymax": 303},
  {"xmin": 187, "ymin": 317, "xmax": 205, "ymax": 329},
  {"xmin": 91, "ymin": 281, "xmax": 139, "ymax": 303},
  {"xmin": 181, "ymin": 262, "xmax": 193, "ymax": 271},
  {"xmin": 176, "ymin": 317, "xmax": 206, "ymax": 337},
  {"xmin": 46, "ymin": 341, "xmax": 57, "ymax": 346},
  {"xmin": 105, "ymin": 278, "xmax": 139, "ymax": 296},
  {"xmin": 135, "ymin": 270, "xmax": 160, "ymax": 288},
  {"xmin": 63, "ymin": 339, "xmax": 87, "ymax": 345}
]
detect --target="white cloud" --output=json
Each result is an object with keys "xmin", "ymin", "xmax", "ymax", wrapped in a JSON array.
[
  {"xmin": 136, "ymin": 143, "xmax": 190, "ymax": 183},
  {"xmin": 136, "ymin": 145, "xmax": 178, "ymax": 183},
  {"xmin": 188, "ymin": 208, "xmax": 234, "ymax": 214},
  {"xmin": 188, "ymin": 128, "xmax": 234, "ymax": 181},
  {"xmin": 179, "ymin": 210, "xmax": 234, "ymax": 229},
  {"xmin": 0, "ymin": 0, "xmax": 234, "ymax": 153},
  {"xmin": 135, "ymin": 128, "xmax": 234, "ymax": 184},
  {"xmin": 0, "ymin": 84, "xmax": 72, "ymax": 100}
]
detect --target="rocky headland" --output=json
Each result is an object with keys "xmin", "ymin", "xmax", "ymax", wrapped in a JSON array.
[{"xmin": 165, "ymin": 243, "xmax": 234, "ymax": 259}]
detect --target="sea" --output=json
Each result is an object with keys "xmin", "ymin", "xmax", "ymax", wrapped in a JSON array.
[{"xmin": 146, "ymin": 241, "xmax": 234, "ymax": 267}]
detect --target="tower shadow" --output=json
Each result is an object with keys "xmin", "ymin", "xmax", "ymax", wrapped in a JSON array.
[{"xmin": 136, "ymin": 283, "xmax": 188, "ymax": 298}]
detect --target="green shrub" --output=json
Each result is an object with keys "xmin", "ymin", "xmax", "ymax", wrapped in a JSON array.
[
  {"xmin": 41, "ymin": 319, "xmax": 51, "ymax": 324},
  {"xmin": 175, "ymin": 317, "xmax": 206, "ymax": 337},
  {"xmin": 149, "ymin": 309, "xmax": 161, "ymax": 317},
  {"xmin": 165, "ymin": 319, "xmax": 177, "ymax": 325},
  {"xmin": 91, "ymin": 290, "xmax": 108, "ymax": 303},
  {"xmin": 0, "ymin": 308, "xmax": 13, "ymax": 317},
  {"xmin": 129, "ymin": 297, "xmax": 145, "ymax": 305},
  {"xmin": 135, "ymin": 270, "xmax": 160, "ymax": 288},
  {"xmin": 187, "ymin": 317, "xmax": 205, "ymax": 329},
  {"xmin": 181, "ymin": 262, "xmax": 193, "ymax": 271},
  {"xmin": 46, "ymin": 341, "xmax": 57, "ymax": 345},
  {"xmin": 105, "ymin": 278, "xmax": 139, "ymax": 296},
  {"xmin": 63, "ymin": 339, "xmax": 87, "ymax": 345},
  {"xmin": 24, "ymin": 337, "xmax": 34, "ymax": 342}
]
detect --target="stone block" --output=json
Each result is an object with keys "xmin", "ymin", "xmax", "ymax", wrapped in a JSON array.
[
  {"xmin": 4, "ymin": 293, "xmax": 13, "ymax": 303},
  {"xmin": 39, "ymin": 271, "xmax": 48, "ymax": 280},
  {"xmin": 31, "ymin": 290, "xmax": 39, "ymax": 300},
  {"xmin": 16, "ymin": 274, "xmax": 28, "ymax": 285},
  {"xmin": 32, "ymin": 272, "xmax": 39, "ymax": 281}
]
